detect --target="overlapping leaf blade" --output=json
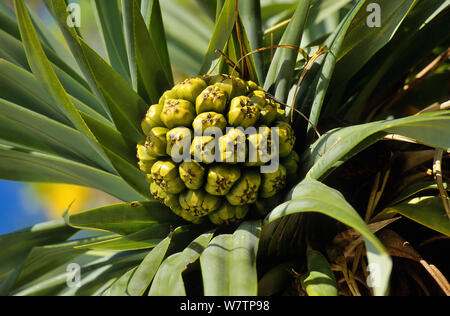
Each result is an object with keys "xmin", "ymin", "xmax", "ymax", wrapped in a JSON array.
[
  {"xmin": 377, "ymin": 196, "xmax": 450, "ymax": 236},
  {"xmin": 0, "ymin": 28, "xmax": 29, "ymax": 68},
  {"xmin": 140, "ymin": 0, "xmax": 173, "ymax": 85},
  {"xmin": 340, "ymin": 0, "xmax": 448, "ymax": 121},
  {"xmin": 122, "ymin": 0, "xmax": 171, "ymax": 103},
  {"xmin": 92, "ymin": 0, "xmax": 131, "ymax": 84},
  {"xmin": 301, "ymin": 250, "xmax": 338, "ymax": 296},
  {"xmin": 305, "ymin": 0, "xmax": 367, "ymax": 134},
  {"xmin": 264, "ymin": 0, "xmax": 312, "ymax": 102},
  {"xmin": 0, "ymin": 58, "xmax": 108, "ymax": 125},
  {"xmin": 44, "ymin": 0, "xmax": 148, "ymax": 143},
  {"xmin": 149, "ymin": 232, "xmax": 214, "ymax": 296},
  {"xmin": 14, "ymin": 247, "xmax": 146, "ymax": 296},
  {"xmin": 28, "ymin": 5, "xmax": 81, "ymax": 77},
  {"xmin": 160, "ymin": 0, "xmax": 212, "ymax": 75},
  {"xmin": 0, "ymin": 52, "xmax": 66, "ymax": 125},
  {"xmin": 0, "ymin": 3, "xmax": 87, "ymax": 86},
  {"xmin": 219, "ymin": 16, "xmax": 259, "ymax": 83},
  {"xmin": 125, "ymin": 234, "xmax": 172, "ymax": 296},
  {"xmin": 239, "ymin": 0, "xmax": 264, "ymax": 81},
  {"xmin": 0, "ymin": 146, "xmax": 142, "ymax": 201},
  {"xmin": 14, "ymin": 0, "xmax": 108, "ymax": 162},
  {"xmin": 74, "ymin": 225, "xmax": 171, "ymax": 251},
  {"xmin": 338, "ymin": 0, "xmax": 417, "ymax": 63},
  {"xmin": 0, "ymin": 97, "xmax": 110, "ymax": 171},
  {"xmin": 64, "ymin": 201, "xmax": 179, "ymax": 236},
  {"xmin": 200, "ymin": 221, "xmax": 261, "ymax": 296},
  {"xmin": 0, "ymin": 219, "xmax": 77, "ymax": 289},
  {"xmin": 266, "ymin": 179, "xmax": 392, "ymax": 296},
  {"xmin": 199, "ymin": 0, "xmax": 237, "ymax": 74},
  {"xmin": 302, "ymin": 111, "xmax": 450, "ymax": 181},
  {"xmin": 14, "ymin": 0, "xmax": 149, "ymax": 201}
]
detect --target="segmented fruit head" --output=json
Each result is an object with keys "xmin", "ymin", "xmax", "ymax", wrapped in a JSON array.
[{"xmin": 138, "ymin": 75, "xmax": 299, "ymax": 224}]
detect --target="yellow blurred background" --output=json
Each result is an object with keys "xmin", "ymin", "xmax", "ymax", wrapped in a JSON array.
[{"xmin": 29, "ymin": 184, "xmax": 119, "ymax": 219}]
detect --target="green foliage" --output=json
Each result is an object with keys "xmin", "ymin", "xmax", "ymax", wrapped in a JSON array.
[
  {"xmin": 266, "ymin": 179, "xmax": 392, "ymax": 296},
  {"xmin": 200, "ymin": 221, "xmax": 261, "ymax": 296},
  {"xmin": 301, "ymin": 250, "xmax": 338, "ymax": 296}
]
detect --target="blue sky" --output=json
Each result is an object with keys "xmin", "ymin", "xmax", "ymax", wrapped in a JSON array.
[{"xmin": 0, "ymin": 180, "xmax": 48, "ymax": 235}]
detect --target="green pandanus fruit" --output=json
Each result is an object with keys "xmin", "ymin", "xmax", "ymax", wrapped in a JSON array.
[{"xmin": 138, "ymin": 75, "xmax": 299, "ymax": 224}]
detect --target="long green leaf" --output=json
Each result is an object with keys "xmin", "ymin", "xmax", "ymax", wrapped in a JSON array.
[
  {"xmin": 53, "ymin": 63, "xmax": 108, "ymax": 119},
  {"xmin": 140, "ymin": 0, "xmax": 173, "ymax": 85},
  {"xmin": 58, "ymin": 250, "xmax": 147, "ymax": 296},
  {"xmin": 44, "ymin": 0, "xmax": 147, "ymax": 143},
  {"xmin": 266, "ymin": 179, "xmax": 392, "ymax": 296},
  {"xmin": 0, "ymin": 58, "xmax": 109, "ymax": 125},
  {"xmin": 335, "ymin": 0, "xmax": 426, "ymax": 106},
  {"xmin": 13, "ymin": 247, "xmax": 145, "ymax": 296},
  {"xmin": 78, "ymin": 112, "xmax": 151, "ymax": 200},
  {"xmin": 338, "ymin": 0, "xmax": 417, "ymax": 63},
  {"xmin": 122, "ymin": 0, "xmax": 171, "ymax": 103},
  {"xmin": 0, "ymin": 3, "xmax": 18, "ymax": 35},
  {"xmin": 126, "ymin": 234, "xmax": 172, "ymax": 296},
  {"xmin": 77, "ymin": 111, "xmax": 151, "ymax": 199},
  {"xmin": 0, "ymin": 57, "xmax": 67, "ymax": 123},
  {"xmin": 302, "ymin": 0, "xmax": 354, "ymax": 46},
  {"xmin": 74, "ymin": 225, "xmax": 171, "ymax": 251},
  {"xmin": 302, "ymin": 111, "xmax": 450, "ymax": 181},
  {"xmin": 11, "ymin": 245, "xmax": 87, "ymax": 293},
  {"xmin": 0, "ymin": 146, "xmax": 142, "ymax": 202},
  {"xmin": 59, "ymin": 267, "xmax": 118, "ymax": 296},
  {"xmin": 239, "ymin": 0, "xmax": 264, "ymax": 82},
  {"xmin": 11, "ymin": 250, "xmax": 102, "ymax": 296},
  {"xmin": 160, "ymin": 0, "xmax": 212, "ymax": 76},
  {"xmin": 2, "ymin": 234, "xmax": 114, "ymax": 296},
  {"xmin": 342, "ymin": 0, "xmax": 448, "ymax": 121},
  {"xmin": 200, "ymin": 220, "xmax": 261, "ymax": 296},
  {"xmin": 264, "ymin": 0, "xmax": 312, "ymax": 102},
  {"xmin": 301, "ymin": 250, "xmax": 338, "ymax": 296},
  {"xmin": 28, "ymin": 6, "xmax": 81, "ymax": 76},
  {"xmin": 88, "ymin": 225, "xmax": 209, "ymax": 296},
  {"xmin": 102, "ymin": 146, "xmax": 151, "ymax": 199},
  {"xmin": 199, "ymin": 0, "xmax": 236, "ymax": 74},
  {"xmin": 377, "ymin": 196, "xmax": 450, "ymax": 236},
  {"xmin": 92, "ymin": 0, "xmax": 131, "ymax": 83},
  {"xmin": 193, "ymin": 0, "xmax": 216, "ymax": 20},
  {"xmin": 14, "ymin": 0, "xmax": 109, "ymax": 165},
  {"xmin": 0, "ymin": 29, "xmax": 29, "ymax": 69},
  {"xmin": 0, "ymin": 219, "xmax": 76, "ymax": 293},
  {"xmin": 68, "ymin": 40, "xmax": 147, "ymax": 142},
  {"xmin": 64, "ymin": 201, "xmax": 179, "ymax": 236},
  {"xmin": 0, "ymin": 26, "xmax": 96, "ymax": 114},
  {"xmin": 0, "ymin": 97, "xmax": 111, "ymax": 171},
  {"xmin": 5, "ymin": 234, "xmax": 116, "ymax": 295},
  {"xmin": 306, "ymin": 0, "xmax": 367, "ymax": 135},
  {"xmin": 149, "ymin": 232, "xmax": 214, "ymax": 296},
  {"xmin": 218, "ymin": 15, "xmax": 258, "ymax": 82},
  {"xmin": 14, "ymin": 0, "xmax": 150, "ymax": 199},
  {"xmin": 106, "ymin": 266, "xmax": 137, "ymax": 296},
  {"xmin": 79, "ymin": 112, "xmax": 136, "ymax": 165},
  {"xmin": 0, "ymin": 4, "xmax": 88, "ymax": 88},
  {"xmin": 390, "ymin": 181, "xmax": 443, "ymax": 206}
]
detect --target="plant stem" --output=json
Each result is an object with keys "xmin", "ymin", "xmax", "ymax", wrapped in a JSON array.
[{"xmin": 433, "ymin": 149, "xmax": 450, "ymax": 219}]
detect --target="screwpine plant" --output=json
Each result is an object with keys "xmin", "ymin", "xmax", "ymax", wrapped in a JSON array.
[{"xmin": 0, "ymin": 0, "xmax": 449, "ymax": 296}]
